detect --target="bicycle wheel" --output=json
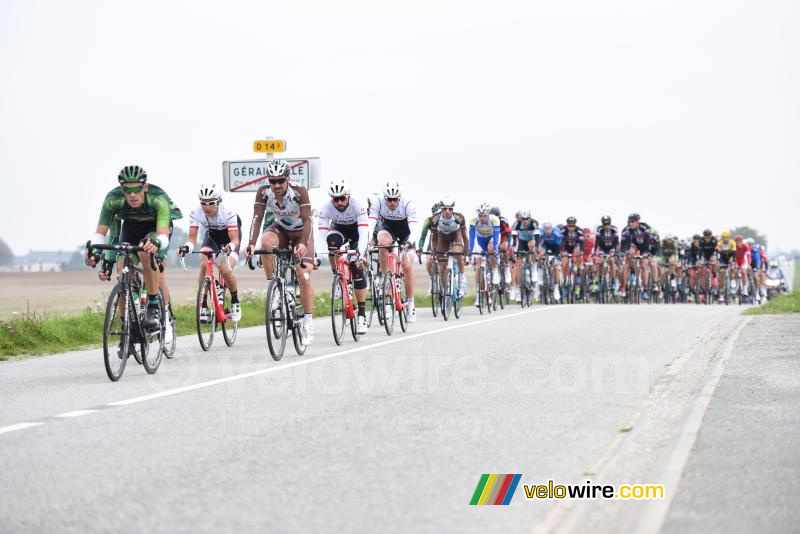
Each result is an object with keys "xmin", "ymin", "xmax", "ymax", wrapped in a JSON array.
[
  {"xmin": 331, "ymin": 275, "xmax": 346, "ymax": 345},
  {"xmin": 196, "ymin": 277, "xmax": 216, "ymax": 351},
  {"xmin": 398, "ymin": 276, "xmax": 408, "ymax": 333},
  {"xmin": 291, "ymin": 290, "xmax": 308, "ymax": 355},
  {"xmin": 102, "ymin": 284, "xmax": 130, "ymax": 382},
  {"xmin": 382, "ymin": 272, "xmax": 396, "ymax": 335},
  {"xmin": 431, "ymin": 265, "xmax": 440, "ymax": 318},
  {"xmin": 365, "ymin": 270, "xmax": 377, "ymax": 327},
  {"xmin": 375, "ymin": 274, "xmax": 385, "ymax": 326},
  {"xmin": 442, "ymin": 269, "xmax": 451, "ymax": 321},
  {"xmin": 265, "ymin": 278, "xmax": 288, "ymax": 360},
  {"xmin": 497, "ymin": 270, "xmax": 506, "ymax": 310},
  {"xmin": 162, "ymin": 296, "xmax": 177, "ymax": 359},
  {"xmin": 477, "ymin": 266, "xmax": 486, "ymax": 315},
  {"xmin": 453, "ymin": 272, "xmax": 463, "ymax": 319},
  {"xmin": 221, "ymin": 283, "xmax": 238, "ymax": 347},
  {"xmin": 142, "ymin": 292, "xmax": 164, "ymax": 375},
  {"xmin": 349, "ymin": 284, "xmax": 360, "ymax": 342}
]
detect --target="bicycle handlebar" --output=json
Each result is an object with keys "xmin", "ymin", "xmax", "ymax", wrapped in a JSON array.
[
  {"xmin": 247, "ymin": 248, "xmax": 308, "ymax": 270},
  {"xmin": 86, "ymin": 241, "xmax": 158, "ymax": 271}
]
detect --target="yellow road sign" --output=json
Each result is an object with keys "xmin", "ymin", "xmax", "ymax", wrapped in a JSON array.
[{"xmin": 253, "ymin": 139, "xmax": 286, "ymax": 153}]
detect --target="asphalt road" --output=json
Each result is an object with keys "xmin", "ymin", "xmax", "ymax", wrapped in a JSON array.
[{"xmin": 0, "ymin": 302, "xmax": 796, "ymax": 533}]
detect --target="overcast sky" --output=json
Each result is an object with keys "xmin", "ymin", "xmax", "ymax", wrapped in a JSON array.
[{"xmin": 1, "ymin": 0, "xmax": 798, "ymax": 255}]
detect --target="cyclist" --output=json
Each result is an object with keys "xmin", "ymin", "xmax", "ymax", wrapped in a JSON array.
[
  {"xmin": 469, "ymin": 202, "xmax": 501, "ymax": 305},
  {"xmin": 620, "ymin": 213, "xmax": 654, "ymax": 299},
  {"xmin": 179, "ymin": 184, "xmax": 242, "ymax": 322},
  {"xmin": 429, "ymin": 197, "xmax": 469, "ymax": 296},
  {"xmin": 560, "ymin": 217, "xmax": 585, "ymax": 298},
  {"xmin": 369, "ymin": 180, "xmax": 419, "ymax": 322},
  {"xmin": 538, "ymin": 222, "xmax": 563, "ymax": 301},
  {"xmin": 686, "ymin": 234, "xmax": 703, "ymax": 297},
  {"xmin": 593, "ymin": 215, "xmax": 620, "ymax": 293},
  {"xmin": 245, "ymin": 159, "xmax": 316, "ymax": 345},
  {"xmin": 733, "ymin": 235, "xmax": 751, "ymax": 300},
  {"xmin": 511, "ymin": 210, "xmax": 539, "ymax": 301},
  {"xmin": 648, "ymin": 228, "xmax": 662, "ymax": 296},
  {"xmin": 491, "ymin": 207, "xmax": 514, "ymax": 287},
  {"xmin": 697, "ymin": 229, "xmax": 719, "ymax": 297},
  {"xmin": 418, "ymin": 202, "xmax": 443, "ymax": 293},
  {"xmin": 660, "ymin": 233, "xmax": 681, "ymax": 293},
  {"xmin": 87, "ymin": 165, "xmax": 181, "ymax": 330},
  {"xmin": 749, "ymin": 238, "xmax": 765, "ymax": 301},
  {"xmin": 318, "ymin": 178, "xmax": 370, "ymax": 334},
  {"xmin": 582, "ymin": 227, "xmax": 595, "ymax": 291},
  {"xmin": 716, "ymin": 230, "xmax": 737, "ymax": 301}
]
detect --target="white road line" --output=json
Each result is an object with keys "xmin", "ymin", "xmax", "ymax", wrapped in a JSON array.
[
  {"xmin": 108, "ymin": 306, "xmax": 561, "ymax": 407},
  {"xmin": 631, "ymin": 317, "xmax": 749, "ymax": 534},
  {"xmin": 0, "ymin": 422, "xmax": 44, "ymax": 435},
  {"xmin": 55, "ymin": 409, "xmax": 100, "ymax": 418}
]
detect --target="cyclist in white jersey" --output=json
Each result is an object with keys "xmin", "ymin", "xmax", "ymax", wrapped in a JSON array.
[
  {"xmin": 178, "ymin": 184, "xmax": 242, "ymax": 321},
  {"xmin": 318, "ymin": 178, "xmax": 370, "ymax": 334},
  {"xmin": 368, "ymin": 180, "xmax": 419, "ymax": 322}
]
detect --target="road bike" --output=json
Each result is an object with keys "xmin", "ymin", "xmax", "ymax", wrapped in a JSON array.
[
  {"xmin": 329, "ymin": 246, "xmax": 362, "ymax": 344},
  {"xmin": 180, "ymin": 245, "xmax": 238, "ymax": 351},
  {"xmin": 87, "ymin": 241, "xmax": 164, "ymax": 381},
  {"xmin": 371, "ymin": 244, "xmax": 409, "ymax": 335},
  {"xmin": 517, "ymin": 251, "xmax": 537, "ymax": 308},
  {"xmin": 423, "ymin": 251, "xmax": 465, "ymax": 320},
  {"xmin": 248, "ymin": 248, "xmax": 308, "ymax": 360}
]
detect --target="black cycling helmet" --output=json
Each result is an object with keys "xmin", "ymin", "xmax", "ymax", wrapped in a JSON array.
[
  {"xmin": 118, "ymin": 165, "xmax": 147, "ymax": 183},
  {"xmin": 703, "ymin": 229, "xmax": 712, "ymax": 237},
  {"xmin": 601, "ymin": 215, "xmax": 611, "ymax": 225},
  {"xmin": 693, "ymin": 234, "xmax": 701, "ymax": 241},
  {"xmin": 628, "ymin": 212, "xmax": 640, "ymax": 222},
  {"xmin": 489, "ymin": 206, "xmax": 501, "ymax": 217},
  {"xmin": 566, "ymin": 216, "xmax": 577, "ymax": 225}
]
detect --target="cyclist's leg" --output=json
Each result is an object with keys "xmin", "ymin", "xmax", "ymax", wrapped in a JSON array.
[
  {"xmin": 293, "ymin": 231, "xmax": 316, "ymax": 315},
  {"xmin": 261, "ymin": 223, "xmax": 282, "ymax": 279}
]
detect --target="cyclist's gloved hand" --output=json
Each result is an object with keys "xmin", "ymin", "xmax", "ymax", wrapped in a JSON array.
[{"xmin": 177, "ymin": 245, "xmax": 190, "ymax": 257}]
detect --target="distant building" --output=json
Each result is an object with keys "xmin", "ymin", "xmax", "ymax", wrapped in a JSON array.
[{"xmin": 0, "ymin": 250, "xmax": 73, "ymax": 272}]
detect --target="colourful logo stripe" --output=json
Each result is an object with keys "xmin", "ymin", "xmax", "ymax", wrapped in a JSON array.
[
  {"xmin": 477, "ymin": 474, "xmax": 499, "ymax": 505},
  {"xmin": 501, "ymin": 474, "xmax": 522, "ymax": 505},
  {"xmin": 470, "ymin": 474, "xmax": 490, "ymax": 505},
  {"xmin": 487, "ymin": 474, "xmax": 505, "ymax": 504},
  {"xmin": 493, "ymin": 474, "xmax": 515, "ymax": 505}
]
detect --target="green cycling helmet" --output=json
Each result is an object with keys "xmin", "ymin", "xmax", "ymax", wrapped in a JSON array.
[{"xmin": 117, "ymin": 165, "xmax": 148, "ymax": 183}]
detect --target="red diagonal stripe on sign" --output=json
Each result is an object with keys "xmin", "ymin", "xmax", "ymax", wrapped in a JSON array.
[{"xmin": 230, "ymin": 161, "xmax": 308, "ymax": 192}]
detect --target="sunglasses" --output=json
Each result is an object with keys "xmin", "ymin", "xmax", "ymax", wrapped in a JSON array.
[
  {"xmin": 122, "ymin": 185, "xmax": 144, "ymax": 194},
  {"xmin": 385, "ymin": 197, "xmax": 399, "ymax": 202},
  {"xmin": 332, "ymin": 195, "xmax": 348, "ymax": 203},
  {"xmin": 269, "ymin": 178, "xmax": 287, "ymax": 185},
  {"xmin": 441, "ymin": 207, "xmax": 453, "ymax": 212},
  {"xmin": 522, "ymin": 218, "xmax": 530, "ymax": 221},
  {"xmin": 201, "ymin": 200, "xmax": 219, "ymax": 206}
]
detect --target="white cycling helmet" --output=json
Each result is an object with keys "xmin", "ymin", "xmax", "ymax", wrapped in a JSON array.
[
  {"xmin": 266, "ymin": 159, "xmax": 291, "ymax": 178},
  {"xmin": 327, "ymin": 178, "xmax": 350, "ymax": 197},
  {"xmin": 440, "ymin": 196, "xmax": 455, "ymax": 208},
  {"xmin": 543, "ymin": 222, "xmax": 553, "ymax": 230},
  {"xmin": 383, "ymin": 180, "xmax": 401, "ymax": 198},
  {"xmin": 476, "ymin": 202, "xmax": 491, "ymax": 215},
  {"xmin": 519, "ymin": 210, "xmax": 531, "ymax": 218},
  {"xmin": 198, "ymin": 183, "xmax": 221, "ymax": 201}
]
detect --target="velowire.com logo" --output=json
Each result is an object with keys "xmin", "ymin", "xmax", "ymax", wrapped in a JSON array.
[{"xmin": 469, "ymin": 474, "xmax": 522, "ymax": 505}]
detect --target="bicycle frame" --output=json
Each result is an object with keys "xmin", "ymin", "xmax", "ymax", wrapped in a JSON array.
[
  {"xmin": 332, "ymin": 248, "xmax": 360, "ymax": 320},
  {"xmin": 199, "ymin": 247, "xmax": 232, "ymax": 324}
]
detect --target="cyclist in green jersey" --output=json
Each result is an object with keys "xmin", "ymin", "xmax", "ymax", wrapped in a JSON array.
[
  {"xmin": 86, "ymin": 165, "xmax": 182, "ymax": 328},
  {"xmin": 417, "ymin": 202, "xmax": 443, "ymax": 292}
]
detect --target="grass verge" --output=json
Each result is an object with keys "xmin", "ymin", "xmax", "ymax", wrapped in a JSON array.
[
  {"xmin": 743, "ymin": 261, "xmax": 799, "ymax": 315},
  {"xmin": 0, "ymin": 290, "xmax": 482, "ymax": 359}
]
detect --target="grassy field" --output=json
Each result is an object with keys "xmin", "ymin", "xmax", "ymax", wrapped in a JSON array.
[
  {"xmin": 743, "ymin": 261, "xmax": 799, "ymax": 316},
  {"xmin": 0, "ymin": 288, "xmax": 477, "ymax": 360}
]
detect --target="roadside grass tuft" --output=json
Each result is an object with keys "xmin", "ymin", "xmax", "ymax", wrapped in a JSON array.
[{"xmin": 743, "ymin": 261, "xmax": 800, "ymax": 315}]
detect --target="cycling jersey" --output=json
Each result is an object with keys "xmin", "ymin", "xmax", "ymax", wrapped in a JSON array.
[
  {"xmin": 735, "ymin": 243, "xmax": 751, "ymax": 267},
  {"xmin": 368, "ymin": 196, "xmax": 419, "ymax": 245},
  {"xmin": 751, "ymin": 245, "xmax": 762, "ymax": 269},
  {"xmin": 189, "ymin": 203, "xmax": 241, "ymax": 251},
  {"xmin": 649, "ymin": 234, "xmax": 661, "ymax": 257},
  {"xmin": 620, "ymin": 222, "xmax": 651, "ymax": 252},
  {"xmin": 249, "ymin": 183, "xmax": 313, "ymax": 247},
  {"xmin": 699, "ymin": 236, "xmax": 718, "ymax": 260},
  {"xmin": 98, "ymin": 184, "xmax": 182, "ymax": 229},
  {"xmin": 512, "ymin": 219, "xmax": 540, "ymax": 244},
  {"xmin": 418, "ymin": 215, "xmax": 434, "ymax": 250},
  {"xmin": 562, "ymin": 227, "xmax": 584, "ymax": 253},
  {"xmin": 498, "ymin": 216, "xmax": 512, "ymax": 243},
  {"xmin": 539, "ymin": 227, "xmax": 563, "ymax": 255},
  {"xmin": 593, "ymin": 225, "xmax": 619, "ymax": 254},
  {"xmin": 430, "ymin": 211, "xmax": 469, "ymax": 254},
  {"xmin": 687, "ymin": 243, "xmax": 703, "ymax": 266},
  {"xmin": 582, "ymin": 236, "xmax": 594, "ymax": 259},
  {"xmin": 661, "ymin": 239, "xmax": 678, "ymax": 260},
  {"xmin": 318, "ymin": 197, "xmax": 370, "ymax": 257},
  {"xmin": 717, "ymin": 238, "xmax": 736, "ymax": 254},
  {"xmin": 469, "ymin": 214, "xmax": 500, "ymax": 253}
]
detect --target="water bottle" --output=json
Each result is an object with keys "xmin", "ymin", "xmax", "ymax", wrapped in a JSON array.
[
  {"xmin": 217, "ymin": 284, "xmax": 225, "ymax": 304},
  {"xmin": 132, "ymin": 290, "xmax": 142, "ymax": 318}
]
